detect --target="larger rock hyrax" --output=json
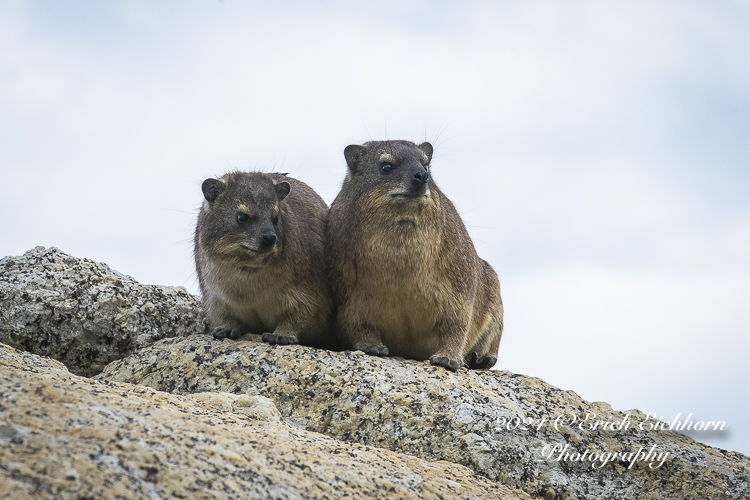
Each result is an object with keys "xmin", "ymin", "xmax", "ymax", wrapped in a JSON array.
[
  {"xmin": 326, "ymin": 140, "xmax": 503, "ymax": 371},
  {"xmin": 195, "ymin": 172, "xmax": 333, "ymax": 348}
]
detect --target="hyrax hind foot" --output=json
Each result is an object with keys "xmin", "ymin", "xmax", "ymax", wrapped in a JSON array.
[
  {"xmin": 465, "ymin": 351, "xmax": 498, "ymax": 370},
  {"xmin": 355, "ymin": 344, "xmax": 389, "ymax": 357},
  {"xmin": 262, "ymin": 333, "xmax": 298, "ymax": 346},
  {"xmin": 212, "ymin": 326, "xmax": 241, "ymax": 340},
  {"xmin": 430, "ymin": 355, "xmax": 462, "ymax": 372}
]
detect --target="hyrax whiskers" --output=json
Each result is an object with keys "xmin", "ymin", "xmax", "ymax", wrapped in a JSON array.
[
  {"xmin": 195, "ymin": 172, "xmax": 334, "ymax": 347},
  {"xmin": 326, "ymin": 141, "xmax": 503, "ymax": 371}
]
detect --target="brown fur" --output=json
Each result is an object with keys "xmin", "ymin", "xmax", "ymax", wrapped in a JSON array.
[
  {"xmin": 326, "ymin": 141, "xmax": 503, "ymax": 371},
  {"xmin": 195, "ymin": 172, "xmax": 334, "ymax": 347}
]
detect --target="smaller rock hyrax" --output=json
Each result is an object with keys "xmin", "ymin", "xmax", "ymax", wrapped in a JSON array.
[
  {"xmin": 326, "ymin": 140, "xmax": 503, "ymax": 371},
  {"xmin": 195, "ymin": 172, "xmax": 333, "ymax": 347}
]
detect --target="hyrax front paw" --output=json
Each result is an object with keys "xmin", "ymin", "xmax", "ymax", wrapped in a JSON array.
[
  {"xmin": 212, "ymin": 326, "xmax": 241, "ymax": 340},
  {"xmin": 430, "ymin": 354, "xmax": 461, "ymax": 372},
  {"xmin": 355, "ymin": 344, "xmax": 389, "ymax": 357},
  {"xmin": 262, "ymin": 333, "xmax": 298, "ymax": 346}
]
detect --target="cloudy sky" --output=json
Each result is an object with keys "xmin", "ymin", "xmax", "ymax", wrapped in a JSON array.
[{"xmin": 2, "ymin": 1, "xmax": 749, "ymax": 455}]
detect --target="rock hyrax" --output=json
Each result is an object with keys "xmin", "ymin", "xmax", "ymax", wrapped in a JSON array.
[
  {"xmin": 195, "ymin": 172, "xmax": 333, "ymax": 347},
  {"xmin": 326, "ymin": 141, "xmax": 503, "ymax": 371}
]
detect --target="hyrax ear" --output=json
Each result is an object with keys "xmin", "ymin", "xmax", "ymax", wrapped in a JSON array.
[
  {"xmin": 275, "ymin": 180, "xmax": 291, "ymax": 202},
  {"xmin": 344, "ymin": 145, "xmax": 367, "ymax": 174},
  {"xmin": 202, "ymin": 178, "xmax": 226, "ymax": 202},
  {"xmin": 418, "ymin": 142, "xmax": 433, "ymax": 163}
]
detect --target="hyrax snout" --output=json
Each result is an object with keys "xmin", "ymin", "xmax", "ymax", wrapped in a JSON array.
[
  {"xmin": 195, "ymin": 172, "xmax": 333, "ymax": 348},
  {"xmin": 326, "ymin": 140, "xmax": 503, "ymax": 371}
]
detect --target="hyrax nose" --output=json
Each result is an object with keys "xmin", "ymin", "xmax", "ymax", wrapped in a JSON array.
[
  {"xmin": 413, "ymin": 170, "xmax": 429, "ymax": 184},
  {"xmin": 261, "ymin": 231, "xmax": 277, "ymax": 247}
]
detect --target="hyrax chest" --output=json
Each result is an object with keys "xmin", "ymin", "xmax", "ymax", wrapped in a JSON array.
[
  {"xmin": 208, "ymin": 261, "xmax": 290, "ymax": 332},
  {"xmin": 352, "ymin": 228, "xmax": 446, "ymax": 358}
]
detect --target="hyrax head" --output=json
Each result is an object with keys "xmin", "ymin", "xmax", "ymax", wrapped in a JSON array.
[
  {"xmin": 199, "ymin": 172, "xmax": 291, "ymax": 263},
  {"xmin": 343, "ymin": 140, "xmax": 434, "ymax": 202}
]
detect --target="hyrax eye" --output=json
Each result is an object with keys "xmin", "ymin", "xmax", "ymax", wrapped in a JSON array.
[
  {"xmin": 380, "ymin": 163, "xmax": 393, "ymax": 174},
  {"xmin": 235, "ymin": 212, "xmax": 250, "ymax": 224}
]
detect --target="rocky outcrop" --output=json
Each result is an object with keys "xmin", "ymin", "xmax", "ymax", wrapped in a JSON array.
[
  {"xmin": 0, "ymin": 247, "xmax": 205, "ymax": 376},
  {"xmin": 0, "ymin": 343, "xmax": 526, "ymax": 499},
  {"xmin": 1, "ymin": 247, "xmax": 748, "ymax": 499},
  {"xmin": 100, "ymin": 336, "xmax": 749, "ymax": 500}
]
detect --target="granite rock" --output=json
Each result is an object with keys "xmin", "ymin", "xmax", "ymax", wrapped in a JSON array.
[
  {"xmin": 3, "ymin": 247, "xmax": 748, "ymax": 499},
  {"xmin": 0, "ymin": 247, "xmax": 206, "ymax": 376},
  {"xmin": 0, "ymin": 342, "xmax": 526, "ymax": 500},
  {"xmin": 100, "ymin": 335, "xmax": 750, "ymax": 500}
]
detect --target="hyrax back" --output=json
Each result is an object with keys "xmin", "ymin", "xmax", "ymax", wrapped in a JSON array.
[
  {"xmin": 326, "ymin": 141, "xmax": 503, "ymax": 371},
  {"xmin": 195, "ymin": 172, "xmax": 333, "ymax": 347}
]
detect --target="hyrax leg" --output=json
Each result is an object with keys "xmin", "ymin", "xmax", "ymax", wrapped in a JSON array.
[
  {"xmin": 357, "ymin": 343, "xmax": 389, "ymax": 357},
  {"xmin": 463, "ymin": 270, "xmax": 503, "ymax": 370},
  {"xmin": 261, "ymin": 318, "xmax": 300, "ymax": 346},
  {"xmin": 212, "ymin": 325, "xmax": 243, "ymax": 340},
  {"xmin": 205, "ymin": 297, "xmax": 246, "ymax": 340},
  {"xmin": 338, "ymin": 315, "xmax": 389, "ymax": 357},
  {"xmin": 465, "ymin": 351, "xmax": 498, "ymax": 370},
  {"xmin": 464, "ymin": 310, "xmax": 502, "ymax": 370},
  {"xmin": 261, "ymin": 298, "xmax": 331, "ymax": 346},
  {"xmin": 429, "ymin": 316, "xmax": 470, "ymax": 372},
  {"xmin": 473, "ymin": 330, "xmax": 500, "ymax": 369}
]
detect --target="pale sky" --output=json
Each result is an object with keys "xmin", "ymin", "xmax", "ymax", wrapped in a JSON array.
[{"xmin": 2, "ymin": 1, "xmax": 749, "ymax": 455}]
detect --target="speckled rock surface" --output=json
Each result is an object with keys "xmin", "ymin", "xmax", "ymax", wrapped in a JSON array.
[
  {"xmin": 0, "ymin": 343, "xmax": 527, "ymax": 500},
  {"xmin": 4, "ymin": 248, "xmax": 748, "ymax": 499},
  {"xmin": 100, "ymin": 335, "xmax": 750, "ymax": 500},
  {"xmin": 0, "ymin": 247, "xmax": 206, "ymax": 376}
]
